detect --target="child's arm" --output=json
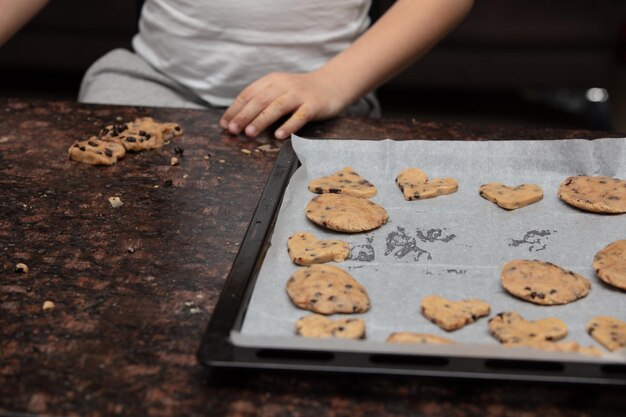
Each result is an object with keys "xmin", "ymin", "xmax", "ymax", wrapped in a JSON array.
[
  {"xmin": 0, "ymin": 0, "xmax": 49, "ymax": 47},
  {"xmin": 220, "ymin": 0, "xmax": 474, "ymax": 139}
]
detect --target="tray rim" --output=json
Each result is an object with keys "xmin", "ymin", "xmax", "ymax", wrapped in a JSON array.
[{"xmin": 196, "ymin": 138, "xmax": 626, "ymax": 385}]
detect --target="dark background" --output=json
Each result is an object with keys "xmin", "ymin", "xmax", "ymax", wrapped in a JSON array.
[{"xmin": 1, "ymin": 0, "xmax": 625, "ymax": 132}]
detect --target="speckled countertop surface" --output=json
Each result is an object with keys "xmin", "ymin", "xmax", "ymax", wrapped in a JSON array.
[{"xmin": 0, "ymin": 98, "xmax": 624, "ymax": 417}]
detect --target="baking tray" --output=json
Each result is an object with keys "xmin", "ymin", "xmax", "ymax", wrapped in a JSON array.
[{"xmin": 197, "ymin": 139, "xmax": 626, "ymax": 385}]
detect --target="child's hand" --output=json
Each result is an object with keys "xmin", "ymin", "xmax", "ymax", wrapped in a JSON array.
[{"xmin": 220, "ymin": 70, "xmax": 347, "ymax": 140}]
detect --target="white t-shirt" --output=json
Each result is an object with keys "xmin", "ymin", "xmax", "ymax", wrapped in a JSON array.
[{"xmin": 132, "ymin": 0, "xmax": 372, "ymax": 107}]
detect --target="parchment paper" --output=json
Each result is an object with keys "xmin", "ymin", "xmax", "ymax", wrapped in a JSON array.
[{"xmin": 237, "ymin": 135, "xmax": 626, "ymax": 362}]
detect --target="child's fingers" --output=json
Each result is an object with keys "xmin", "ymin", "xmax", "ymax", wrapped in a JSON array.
[
  {"xmin": 245, "ymin": 94, "xmax": 301, "ymax": 138},
  {"xmin": 274, "ymin": 105, "xmax": 313, "ymax": 140},
  {"xmin": 225, "ymin": 87, "xmax": 280, "ymax": 135},
  {"xmin": 220, "ymin": 81, "xmax": 267, "ymax": 130}
]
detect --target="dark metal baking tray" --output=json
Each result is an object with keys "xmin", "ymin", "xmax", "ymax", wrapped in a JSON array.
[{"xmin": 197, "ymin": 140, "xmax": 626, "ymax": 385}]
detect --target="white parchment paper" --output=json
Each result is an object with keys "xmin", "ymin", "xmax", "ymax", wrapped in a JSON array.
[{"xmin": 237, "ymin": 135, "xmax": 626, "ymax": 362}]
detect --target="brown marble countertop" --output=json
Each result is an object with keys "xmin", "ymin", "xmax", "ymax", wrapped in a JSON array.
[{"xmin": 1, "ymin": 98, "xmax": 624, "ymax": 417}]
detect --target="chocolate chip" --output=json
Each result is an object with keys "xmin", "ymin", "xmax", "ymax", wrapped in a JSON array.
[{"xmin": 104, "ymin": 148, "xmax": 113, "ymax": 157}]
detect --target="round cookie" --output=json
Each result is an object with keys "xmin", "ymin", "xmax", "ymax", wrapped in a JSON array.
[
  {"xmin": 286, "ymin": 264, "xmax": 371, "ymax": 315},
  {"xmin": 488, "ymin": 312, "xmax": 568, "ymax": 343},
  {"xmin": 386, "ymin": 332, "xmax": 454, "ymax": 345},
  {"xmin": 587, "ymin": 316, "xmax": 626, "ymax": 352},
  {"xmin": 68, "ymin": 137, "xmax": 126, "ymax": 165},
  {"xmin": 295, "ymin": 314, "xmax": 366, "ymax": 339},
  {"xmin": 420, "ymin": 295, "xmax": 490, "ymax": 331},
  {"xmin": 308, "ymin": 167, "xmax": 377, "ymax": 198},
  {"xmin": 305, "ymin": 194, "xmax": 388, "ymax": 233},
  {"xmin": 558, "ymin": 175, "xmax": 626, "ymax": 213},
  {"xmin": 593, "ymin": 240, "xmax": 626, "ymax": 290},
  {"xmin": 479, "ymin": 182, "xmax": 543, "ymax": 210},
  {"xmin": 395, "ymin": 168, "xmax": 458, "ymax": 201},
  {"xmin": 501, "ymin": 259, "xmax": 591, "ymax": 305},
  {"xmin": 287, "ymin": 232, "xmax": 350, "ymax": 265}
]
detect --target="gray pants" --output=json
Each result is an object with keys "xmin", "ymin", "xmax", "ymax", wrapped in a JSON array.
[{"xmin": 79, "ymin": 48, "xmax": 381, "ymax": 117}]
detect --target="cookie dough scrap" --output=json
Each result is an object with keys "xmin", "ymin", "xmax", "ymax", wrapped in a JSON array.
[
  {"xmin": 501, "ymin": 259, "xmax": 591, "ymax": 305},
  {"xmin": 305, "ymin": 193, "xmax": 388, "ymax": 233},
  {"xmin": 68, "ymin": 137, "xmax": 126, "ymax": 165},
  {"xmin": 587, "ymin": 316, "xmax": 626, "ymax": 352},
  {"xmin": 286, "ymin": 264, "xmax": 371, "ymax": 315},
  {"xmin": 308, "ymin": 167, "xmax": 377, "ymax": 198},
  {"xmin": 395, "ymin": 168, "xmax": 458, "ymax": 201},
  {"xmin": 386, "ymin": 332, "xmax": 455, "ymax": 345},
  {"xmin": 295, "ymin": 314, "xmax": 366, "ymax": 339},
  {"xmin": 488, "ymin": 312, "xmax": 568, "ymax": 344},
  {"xmin": 479, "ymin": 182, "xmax": 543, "ymax": 210},
  {"xmin": 100, "ymin": 117, "xmax": 183, "ymax": 151},
  {"xmin": 593, "ymin": 240, "xmax": 626, "ymax": 291},
  {"xmin": 287, "ymin": 232, "xmax": 350, "ymax": 266},
  {"xmin": 505, "ymin": 340, "xmax": 603, "ymax": 357},
  {"xmin": 558, "ymin": 175, "xmax": 626, "ymax": 213},
  {"xmin": 420, "ymin": 295, "xmax": 490, "ymax": 331}
]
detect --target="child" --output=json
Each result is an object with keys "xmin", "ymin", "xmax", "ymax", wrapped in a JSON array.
[{"xmin": 2, "ymin": 0, "xmax": 474, "ymax": 139}]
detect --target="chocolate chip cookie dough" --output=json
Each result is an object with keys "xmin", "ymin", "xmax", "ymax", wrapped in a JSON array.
[
  {"xmin": 479, "ymin": 182, "xmax": 543, "ymax": 210},
  {"xmin": 501, "ymin": 259, "xmax": 591, "ymax": 305},
  {"xmin": 558, "ymin": 175, "xmax": 626, "ymax": 213},
  {"xmin": 286, "ymin": 264, "xmax": 371, "ymax": 315},
  {"xmin": 593, "ymin": 240, "xmax": 626, "ymax": 291},
  {"xmin": 305, "ymin": 194, "xmax": 388, "ymax": 233},
  {"xmin": 420, "ymin": 295, "xmax": 490, "ymax": 331},
  {"xmin": 287, "ymin": 232, "xmax": 350, "ymax": 265},
  {"xmin": 295, "ymin": 314, "xmax": 366, "ymax": 339},
  {"xmin": 308, "ymin": 166, "xmax": 377, "ymax": 198},
  {"xmin": 395, "ymin": 168, "xmax": 458, "ymax": 201}
]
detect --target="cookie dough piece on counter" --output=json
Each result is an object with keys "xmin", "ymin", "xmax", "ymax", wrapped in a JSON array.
[
  {"xmin": 501, "ymin": 259, "xmax": 591, "ymax": 305},
  {"xmin": 295, "ymin": 314, "xmax": 366, "ymax": 339},
  {"xmin": 305, "ymin": 194, "xmax": 388, "ymax": 233},
  {"xmin": 479, "ymin": 182, "xmax": 543, "ymax": 210},
  {"xmin": 587, "ymin": 316, "xmax": 626, "ymax": 352},
  {"xmin": 68, "ymin": 137, "xmax": 126, "ymax": 165},
  {"xmin": 308, "ymin": 166, "xmax": 377, "ymax": 198},
  {"xmin": 395, "ymin": 168, "xmax": 458, "ymax": 201},
  {"xmin": 420, "ymin": 295, "xmax": 490, "ymax": 331},
  {"xmin": 488, "ymin": 312, "xmax": 568, "ymax": 344},
  {"xmin": 558, "ymin": 175, "xmax": 626, "ymax": 213},
  {"xmin": 386, "ymin": 332, "xmax": 455, "ymax": 344},
  {"xmin": 286, "ymin": 264, "xmax": 371, "ymax": 315},
  {"xmin": 100, "ymin": 117, "xmax": 183, "ymax": 151},
  {"xmin": 287, "ymin": 232, "xmax": 350, "ymax": 265},
  {"xmin": 593, "ymin": 240, "xmax": 626, "ymax": 291},
  {"xmin": 504, "ymin": 340, "xmax": 603, "ymax": 356}
]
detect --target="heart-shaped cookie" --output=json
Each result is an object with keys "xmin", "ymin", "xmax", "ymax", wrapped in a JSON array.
[
  {"xmin": 287, "ymin": 232, "xmax": 350, "ymax": 265},
  {"xmin": 396, "ymin": 168, "xmax": 458, "ymax": 201},
  {"xmin": 308, "ymin": 166, "xmax": 377, "ymax": 198},
  {"xmin": 488, "ymin": 311, "xmax": 568, "ymax": 343},
  {"xmin": 420, "ymin": 295, "xmax": 490, "ymax": 331},
  {"xmin": 479, "ymin": 182, "xmax": 543, "ymax": 210}
]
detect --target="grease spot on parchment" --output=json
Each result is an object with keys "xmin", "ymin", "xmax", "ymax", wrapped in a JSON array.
[
  {"xmin": 384, "ymin": 226, "xmax": 456, "ymax": 262},
  {"xmin": 509, "ymin": 230, "xmax": 556, "ymax": 252},
  {"xmin": 349, "ymin": 235, "xmax": 375, "ymax": 262}
]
